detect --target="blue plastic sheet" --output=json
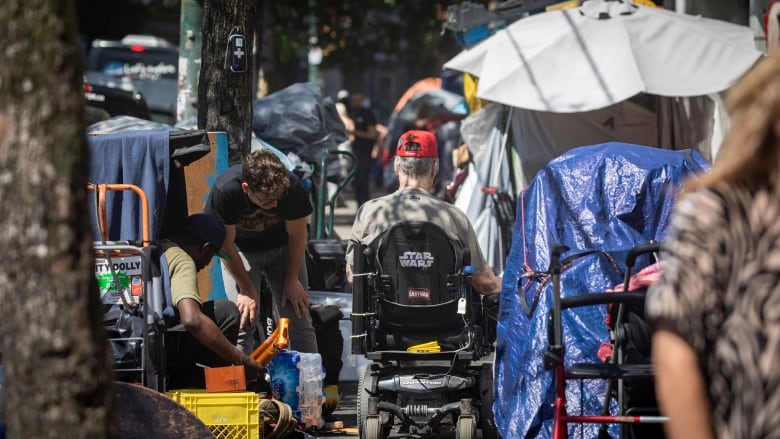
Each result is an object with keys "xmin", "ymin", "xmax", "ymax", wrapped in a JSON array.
[
  {"xmin": 88, "ymin": 128, "xmax": 171, "ymax": 241},
  {"xmin": 495, "ymin": 142, "xmax": 709, "ymax": 438}
]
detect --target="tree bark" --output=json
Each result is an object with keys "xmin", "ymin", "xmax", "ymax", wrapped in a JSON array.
[
  {"xmin": 198, "ymin": 0, "xmax": 257, "ymax": 165},
  {"xmin": 0, "ymin": 0, "xmax": 117, "ymax": 438}
]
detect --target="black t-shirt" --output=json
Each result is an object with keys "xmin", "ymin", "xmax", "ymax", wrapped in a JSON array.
[
  {"xmin": 350, "ymin": 106, "xmax": 377, "ymax": 157},
  {"xmin": 204, "ymin": 164, "xmax": 313, "ymax": 251}
]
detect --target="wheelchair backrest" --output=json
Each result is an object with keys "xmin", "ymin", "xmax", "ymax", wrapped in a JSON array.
[{"xmin": 376, "ymin": 221, "xmax": 461, "ymax": 306}]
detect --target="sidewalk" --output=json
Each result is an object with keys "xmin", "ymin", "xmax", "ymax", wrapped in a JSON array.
[
  {"xmin": 332, "ymin": 196, "xmax": 358, "ymax": 240},
  {"xmin": 318, "ymin": 381, "xmax": 359, "ymax": 437},
  {"xmin": 328, "ymin": 183, "xmax": 385, "ymax": 240}
]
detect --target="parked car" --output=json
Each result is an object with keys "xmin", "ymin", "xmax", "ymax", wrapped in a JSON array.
[
  {"xmin": 84, "ymin": 81, "xmax": 151, "ymax": 124},
  {"xmin": 85, "ymin": 35, "xmax": 177, "ymax": 125}
]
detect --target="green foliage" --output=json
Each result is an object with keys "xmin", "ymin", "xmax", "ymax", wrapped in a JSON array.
[
  {"xmin": 272, "ymin": 1, "xmax": 309, "ymax": 62},
  {"xmin": 312, "ymin": 0, "xmax": 467, "ymax": 77}
]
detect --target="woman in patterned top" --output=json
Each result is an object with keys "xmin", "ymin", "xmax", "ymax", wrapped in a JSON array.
[{"xmin": 646, "ymin": 51, "xmax": 780, "ymax": 439}]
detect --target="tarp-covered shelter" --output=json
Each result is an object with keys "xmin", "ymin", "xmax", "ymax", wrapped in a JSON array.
[
  {"xmin": 87, "ymin": 117, "xmax": 210, "ymax": 241},
  {"xmin": 496, "ymin": 143, "xmax": 709, "ymax": 438}
]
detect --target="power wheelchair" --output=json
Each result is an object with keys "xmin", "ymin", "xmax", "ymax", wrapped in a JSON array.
[{"xmin": 351, "ymin": 221, "xmax": 499, "ymax": 439}]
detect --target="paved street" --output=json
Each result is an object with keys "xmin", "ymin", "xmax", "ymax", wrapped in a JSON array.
[{"xmin": 315, "ymin": 381, "xmax": 360, "ymax": 438}]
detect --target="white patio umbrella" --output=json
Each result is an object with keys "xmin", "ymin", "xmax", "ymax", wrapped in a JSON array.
[{"xmin": 444, "ymin": 0, "xmax": 763, "ymax": 113}]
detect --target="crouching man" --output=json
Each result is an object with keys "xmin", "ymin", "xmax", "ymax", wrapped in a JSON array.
[{"xmin": 161, "ymin": 213, "xmax": 264, "ymax": 389}]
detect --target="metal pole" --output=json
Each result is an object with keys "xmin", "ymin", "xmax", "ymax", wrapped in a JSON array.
[{"xmin": 178, "ymin": 0, "xmax": 203, "ymax": 123}]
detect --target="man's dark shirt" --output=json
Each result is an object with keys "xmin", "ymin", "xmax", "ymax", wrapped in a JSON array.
[
  {"xmin": 350, "ymin": 106, "xmax": 377, "ymax": 158},
  {"xmin": 205, "ymin": 165, "xmax": 312, "ymax": 252}
]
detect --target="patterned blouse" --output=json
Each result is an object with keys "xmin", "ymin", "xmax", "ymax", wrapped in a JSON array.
[{"xmin": 646, "ymin": 182, "xmax": 780, "ymax": 438}]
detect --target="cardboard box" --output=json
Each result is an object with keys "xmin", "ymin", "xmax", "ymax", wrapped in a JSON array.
[{"xmin": 204, "ymin": 365, "xmax": 246, "ymax": 393}]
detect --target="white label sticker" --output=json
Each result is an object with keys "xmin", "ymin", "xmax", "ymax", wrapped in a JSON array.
[{"xmin": 457, "ymin": 297, "xmax": 467, "ymax": 314}]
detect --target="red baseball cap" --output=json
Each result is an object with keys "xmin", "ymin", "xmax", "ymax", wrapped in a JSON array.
[{"xmin": 396, "ymin": 130, "xmax": 438, "ymax": 158}]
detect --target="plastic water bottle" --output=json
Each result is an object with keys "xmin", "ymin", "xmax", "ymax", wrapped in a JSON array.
[
  {"xmin": 296, "ymin": 353, "xmax": 325, "ymax": 429},
  {"xmin": 268, "ymin": 351, "xmax": 325, "ymax": 429},
  {"xmin": 269, "ymin": 350, "xmax": 301, "ymax": 410}
]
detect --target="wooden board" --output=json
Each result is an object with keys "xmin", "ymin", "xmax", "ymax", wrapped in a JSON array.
[{"xmin": 183, "ymin": 131, "xmax": 230, "ymax": 301}]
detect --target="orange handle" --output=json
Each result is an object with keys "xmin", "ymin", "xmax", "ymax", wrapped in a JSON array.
[
  {"xmin": 250, "ymin": 327, "xmax": 280, "ymax": 361},
  {"xmin": 250, "ymin": 318, "xmax": 290, "ymax": 366},
  {"xmin": 276, "ymin": 318, "xmax": 290, "ymax": 350},
  {"xmin": 87, "ymin": 183, "xmax": 151, "ymax": 245}
]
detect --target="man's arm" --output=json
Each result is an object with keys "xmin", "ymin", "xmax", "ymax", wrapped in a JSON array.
[
  {"xmin": 221, "ymin": 224, "xmax": 259, "ymax": 328},
  {"xmin": 461, "ymin": 216, "xmax": 501, "ymax": 294},
  {"xmin": 177, "ymin": 298, "xmax": 262, "ymax": 377},
  {"xmin": 281, "ymin": 216, "xmax": 309, "ymax": 318},
  {"xmin": 472, "ymin": 266, "xmax": 502, "ymax": 295},
  {"xmin": 652, "ymin": 322, "xmax": 714, "ymax": 439}
]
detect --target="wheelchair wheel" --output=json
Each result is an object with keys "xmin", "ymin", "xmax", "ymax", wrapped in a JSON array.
[
  {"xmin": 455, "ymin": 416, "xmax": 477, "ymax": 439},
  {"xmin": 358, "ymin": 365, "xmax": 377, "ymax": 432},
  {"xmin": 479, "ymin": 364, "xmax": 499, "ymax": 439},
  {"xmin": 363, "ymin": 417, "xmax": 383, "ymax": 439}
]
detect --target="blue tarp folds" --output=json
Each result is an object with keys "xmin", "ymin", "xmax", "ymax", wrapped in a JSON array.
[
  {"xmin": 88, "ymin": 128, "xmax": 171, "ymax": 241},
  {"xmin": 495, "ymin": 142, "xmax": 709, "ymax": 438}
]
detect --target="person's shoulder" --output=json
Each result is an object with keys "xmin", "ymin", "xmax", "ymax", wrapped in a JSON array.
[
  {"xmin": 284, "ymin": 171, "xmax": 310, "ymax": 201},
  {"xmin": 671, "ymin": 183, "xmax": 749, "ymax": 234},
  {"xmin": 212, "ymin": 164, "xmax": 243, "ymax": 187},
  {"xmin": 162, "ymin": 243, "xmax": 186, "ymax": 258},
  {"xmin": 419, "ymin": 191, "xmax": 456, "ymax": 208},
  {"xmin": 162, "ymin": 244, "xmax": 195, "ymax": 268},
  {"xmin": 376, "ymin": 191, "xmax": 404, "ymax": 204},
  {"xmin": 286, "ymin": 169, "xmax": 302, "ymax": 185},
  {"xmin": 355, "ymin": 193, "xmax": 393, "ymax": 215},
  {"xmin": 680, "ymin": 183, "xmax": 746, "ymax": 214}
]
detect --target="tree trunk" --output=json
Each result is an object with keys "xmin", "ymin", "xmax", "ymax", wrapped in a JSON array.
[
  {"xmin": 0, "ymin": 0, "xmax": 117, "ymax": 438},
  {"xmin": 198, "ymin": 0, "xmax": 257, "ymax": 165}
]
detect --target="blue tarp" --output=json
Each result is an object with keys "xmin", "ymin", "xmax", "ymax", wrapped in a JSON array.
[
  {"xmin": 495, "ymin": 142, "xmax": 709, "ymax": 438},
  {"xmin": 88, "ymin": 128, "xmax": 171, "ymax": 241}
]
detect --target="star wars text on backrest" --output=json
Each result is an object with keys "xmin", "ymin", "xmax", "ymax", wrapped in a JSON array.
[{"xmin": 399, "ymin": 251, "xmax": 434, "ymax": 268}]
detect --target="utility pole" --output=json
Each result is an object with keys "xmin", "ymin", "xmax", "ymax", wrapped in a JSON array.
[
  {"xmin": 178, "ymin": 0, "xmax": 203, "ymax": 123},
  {"xmin": 307, "ymin": 0, "xmax": 321, "ymax": 85}
]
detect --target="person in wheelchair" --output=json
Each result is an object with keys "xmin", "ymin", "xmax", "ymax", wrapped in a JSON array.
[
  {"xmin": 160, "ymin": 213, "xmax": 264, "ymax": 389},
  {"xmin": 345, "ymin": 129, "xmax": 501, "ymax": 296},
  {"xmin": 345, "ymin": 130, "xmax": 501, "ymax": 438}
]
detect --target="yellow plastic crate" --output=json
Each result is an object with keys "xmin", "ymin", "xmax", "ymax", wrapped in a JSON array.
[{"xmin": 167, "ymin": 389, "xmax": 261, "ymax": 439}]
